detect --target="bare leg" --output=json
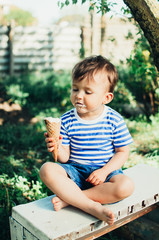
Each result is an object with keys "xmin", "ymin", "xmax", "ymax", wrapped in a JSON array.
[
  {"xmin": 84, "ymin": 174, "xmax": 134, "ymax": 203},
  {"xmin": 51, "ymin": 174, "xmax": 134, "ymax": 211},
  {"xmin": 39, "ymin": 162, "xmax": 115, "ymax": 225}
]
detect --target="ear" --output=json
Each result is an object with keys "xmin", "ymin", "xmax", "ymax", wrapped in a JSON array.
[{"xmin": 103, "ymin": 92, "xmax": 113, "ymax": 104}]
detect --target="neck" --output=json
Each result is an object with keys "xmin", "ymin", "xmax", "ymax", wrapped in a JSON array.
[{"xmin": 77, "ymin": 105, "xmax": 105, "ymax": 120}]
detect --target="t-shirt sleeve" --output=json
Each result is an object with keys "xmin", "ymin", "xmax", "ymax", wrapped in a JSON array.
[
  {"xmin": 60, "ymin": 120, "xmax": 70, "ymax": 146},
  {"xmin": 113, "ymin": 118, "xmax": 133, "ymax": 148}
]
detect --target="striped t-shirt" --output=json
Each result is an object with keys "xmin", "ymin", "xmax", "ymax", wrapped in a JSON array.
[{"xmin": 60, "ymin": 106, "xmax": 133, "ymax": 166}]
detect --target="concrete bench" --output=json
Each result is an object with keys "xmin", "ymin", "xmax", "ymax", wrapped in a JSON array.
[{"xmin": 10, "ymin": 164, "xmax": 159, "ymax": 240}]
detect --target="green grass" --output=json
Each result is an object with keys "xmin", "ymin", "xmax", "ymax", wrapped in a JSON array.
[
  {"xmin": 124, "ymin": 114, "xmax": 159, "ymax": 169},
  {"xmin": 0, "ymin": 122, "xmax": 51, "ymax": 240}
]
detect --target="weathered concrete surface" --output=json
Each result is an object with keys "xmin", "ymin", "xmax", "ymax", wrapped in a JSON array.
[{"xmin": 11, "ymin": 164, "xmax": 159, "ymax": 240}]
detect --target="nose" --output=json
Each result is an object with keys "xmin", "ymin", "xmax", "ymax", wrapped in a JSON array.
[{"xmin": 76, "ymin": 90, "xmax": 83, "ymax": 99}]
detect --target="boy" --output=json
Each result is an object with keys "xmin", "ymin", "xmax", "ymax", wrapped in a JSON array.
[{"xmin": 40, "ymin": 55, "xmax": 134, "ymax": 225}]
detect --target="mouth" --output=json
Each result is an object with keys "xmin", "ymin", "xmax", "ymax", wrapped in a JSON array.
[{"xmin": 75, "ymin": 102, "xmax": 86, "ymax": 108}]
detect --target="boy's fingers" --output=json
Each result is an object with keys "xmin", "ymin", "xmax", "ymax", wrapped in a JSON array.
[
  {"xmin": 86, "ymin": 172, "xmax": 94, "ymax": 181},
  {"xmin": 45, "ymin": 134, "xmax": 62, "ymax": 142},
  {"xmin": 86, "ymin": 175, "xmax": 93, "ymax": 182},
  {"xmin": 90, "ymin": 177, "xmax": 97, "ymax": 184},
  {"xmin": 47, "ymin": 142, "xmax": 55, "ymax": 148},
  {"xmin": 86, "ymin": 173, "xmax": 99, "ymax": 184},
  {"xmin": 45, "ymin": 137, "xmax": 54, "ymax": 143},
  {"xmin": 45, "ymin": 134, "xmax": 62, "ymax": 153}
]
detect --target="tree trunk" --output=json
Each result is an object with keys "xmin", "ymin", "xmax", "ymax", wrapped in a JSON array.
[
  {"xmin": 100, "ymin": 14, "xmax": 106, "ymax": 55},
  {"xmin": 123, "ymin": 0, "xmax": 159, "ymax": 71}
]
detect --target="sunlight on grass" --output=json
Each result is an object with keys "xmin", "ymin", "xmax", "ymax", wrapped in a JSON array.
[{"xmin": 124, "ymin": 115, "xmax": 159, "ymax": 169}]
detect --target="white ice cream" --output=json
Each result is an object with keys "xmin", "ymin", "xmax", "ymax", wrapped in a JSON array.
[{"xmin": 44, "ymin": 117, "xmax": 61, "ymax": 123}]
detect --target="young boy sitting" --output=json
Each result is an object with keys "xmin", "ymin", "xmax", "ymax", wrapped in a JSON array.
[{"xmin": 40, "ymin": 55, "xmax": 134, "ymax": 225}]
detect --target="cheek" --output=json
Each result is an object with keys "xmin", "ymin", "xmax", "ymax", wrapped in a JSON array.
[
  {"xmin": 84, "ymin": 97, "xmax": 95, "ymax": 107},
  {"xmin": 71, "ymin": 92, "xmax": 75, "ymax": 104},
  {"xmin": 86, "ymin": 96, "xmax": 102, "ymax": 107}
]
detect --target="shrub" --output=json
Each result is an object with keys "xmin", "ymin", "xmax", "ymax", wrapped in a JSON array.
[
  {"xmin": 126, "ymin": 33, "xmax": 159, "ymax": 120},
  {"xmin": 1, "ymin": 70, "xmax": 72, "ymax": 118}
]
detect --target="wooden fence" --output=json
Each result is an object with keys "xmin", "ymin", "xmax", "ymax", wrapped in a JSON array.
[
  {"xmin": 0, "ymin": 16, "xmax": 137, "ymax": 75},
  {"xmin": 0, "ymin": 26, "xmax": 10, "ymax": 73},
  {"xmin": 0, "ymin": 23, "xmax": 82, "ymax": 75}
]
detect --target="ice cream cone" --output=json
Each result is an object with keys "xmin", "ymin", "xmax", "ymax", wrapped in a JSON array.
[{"xmin": 44, "ymin": 117, "xmax": 61, "ymax": 162}]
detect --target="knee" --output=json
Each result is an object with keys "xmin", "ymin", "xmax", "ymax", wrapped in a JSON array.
[
  {"xmin": 39, "ymin": 162, "xmax": 54, "ymax": 181},
  {"xmin": 115, "ymin": 177, "xmax": 134, "ymax": 200}
]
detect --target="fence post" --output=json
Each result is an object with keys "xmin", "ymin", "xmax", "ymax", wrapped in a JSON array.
[{"xmin": 8, "ymin": 21, "xmax": 14, "ymax": 76}]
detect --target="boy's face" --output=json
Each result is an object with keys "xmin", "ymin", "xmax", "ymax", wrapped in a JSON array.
[{"xmin": 71, "ymin": 71, "xmax": 113, "ymax": 120}]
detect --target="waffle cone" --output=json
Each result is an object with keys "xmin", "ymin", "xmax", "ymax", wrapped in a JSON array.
[{"xmin": 44, "ymin": 117, "xmax": 61, "ymax": 162}]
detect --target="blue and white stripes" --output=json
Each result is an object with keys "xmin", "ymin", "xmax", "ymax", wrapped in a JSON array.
[{"xmin": 60, "ymin": 106, "xmax": 133, "ymax": 166}]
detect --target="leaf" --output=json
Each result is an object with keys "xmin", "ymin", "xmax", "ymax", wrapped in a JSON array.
[
  {"xmin": 58, "ymin": 1, "xmax": 65, "ymax": 9},
  {"xmin": 89, "ymin": 5, "xmax": 95, "ymax": 12},
  {"xmin": 65, "ymin": 0, "xmax": 70, "ymax": 6},
  {"xmin": 72, "ymin": 0, "xmax": 78, "ymax": 4}
]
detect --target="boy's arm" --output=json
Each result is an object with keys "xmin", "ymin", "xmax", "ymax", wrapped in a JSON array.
[
  {"xmin": 57, "ymin": 144, "xmax": 70, "ymax": 163},
  {"xmin": 86, "ymin": 145, "xmax": 129, "ymax": 185},
  {"xmin": 102, "ymin": 145, "xmax": 130, "ymax": 175}
]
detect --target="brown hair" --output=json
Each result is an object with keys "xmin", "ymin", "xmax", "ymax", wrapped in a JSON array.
[{"xmin": 72, "ymin": 55, "xmax": 118, "ymax": 92}]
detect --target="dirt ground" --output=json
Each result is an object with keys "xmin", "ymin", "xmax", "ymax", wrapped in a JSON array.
[{"xmin": 0, "ymin": 100, "xmax": 37, "ymax": 125}]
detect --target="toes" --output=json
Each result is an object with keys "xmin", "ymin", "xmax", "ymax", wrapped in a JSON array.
[
  {"xmin": 107, "ymin": 213, "xmax": 114, "ymax": 225},
  {"xmin": 103, "ymin": 209, "xmax": 114, "ymax": 225},
  {"xmin": 51, "ymin": 197, "xmax": 58, "ymax": 204},
  {"xmin": 54, "ymin": 205, "xmax": 60, "ymax": 211},
  {"xmin": 51, "ymin": 197, "xmax": 60, "ymax": 211},
  {"xmin": 107, "ymin": 217, "xmax": 114, "ymax": 225}
]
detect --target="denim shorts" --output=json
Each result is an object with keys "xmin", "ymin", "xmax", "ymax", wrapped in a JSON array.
[{"xmin": 59, "ymin": 161, "xmax": 124, "ymax": 190}]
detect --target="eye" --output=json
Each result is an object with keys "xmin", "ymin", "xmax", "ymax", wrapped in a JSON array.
[
  {"xmin": 86, "ymin": 91, "xmax": 92, "ymax": 94},
  {"xmin": 72, "ymin": 88, "xmax": 78, "ymax": 92}
]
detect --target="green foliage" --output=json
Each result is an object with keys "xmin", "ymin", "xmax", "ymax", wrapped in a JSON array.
[
  {"xmin": 0, "ymin": 172, "xmax": 47, "ymax": 239},
  {"xmin": 89, "ymin": 0, "xmax": 117, "ymax": 15},
  {"xmin": 2, "ymin": 7, "xmax": 37, "ymax": 26},
  {"xmin": 58, "ymin": 0, "xmax": 117, "ymax": 15},
  {"xmin": 6, "ymin": 84, "xmax": 29, "ymax": 106},
  {"xmin": 0, "ymin": 122, "xmax": 51, "ymax": 239},
  {"xmin": 2, "ymin": 71, "xmax": 72, "ymax": 118},
  {"xmin": 121, "ymin": 5, "xmax": 131, "ymax": 16},
  {"xmin": 0, "ymin": 71, "xmax": 73, "ymax": 239},
  {"xmin": 0, "ymin": 174, "xmax": 46, "ymax": 204},
  {"xmin": 109, "ymin": 67, "xmax": 137, "ymax": 117},
  {"xmin": 123, "ymin": 114, "xmax": 159, "ymax": 169},
  {"xmin": 126, "ymin": 33, "xmax": 159, "ymax": 120},
  {"xmin": 79, "ymin": 41, "xmax": 85, "ymax": 59}
]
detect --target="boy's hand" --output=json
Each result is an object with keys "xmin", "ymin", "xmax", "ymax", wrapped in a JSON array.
[
  {"xmin": 44, "ymin": 132, "xmax": 63, "ymax": 153},
  {"xmin": 86, "ymin": 168, "xmax": 108, "ymax": 186}
]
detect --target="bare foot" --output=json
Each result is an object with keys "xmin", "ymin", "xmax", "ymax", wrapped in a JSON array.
[
  {"xmin": 87, "ymin": 202, "xmax": 114, "ymax": 225},
  {"xmin": 52, "ymin": 197, "xmax": 114, "ymax": 225},
  {"xmin": 51, "ymin": 196, "xmax": 68, "ymax": 211}
]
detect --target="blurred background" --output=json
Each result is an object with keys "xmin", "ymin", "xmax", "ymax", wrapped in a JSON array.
[{"xmin": 0, "ymin": 0, "xmax": 159, "ymax": 239}]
